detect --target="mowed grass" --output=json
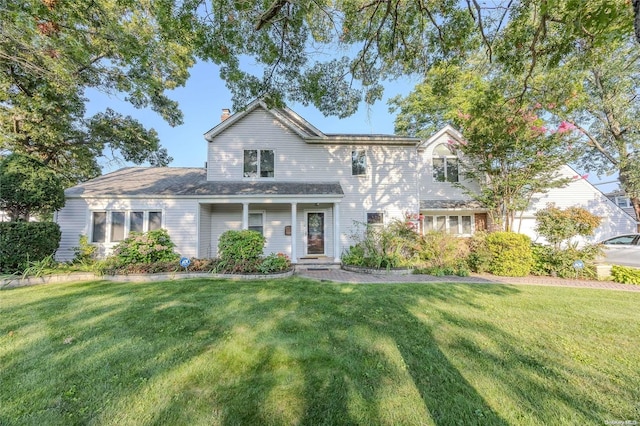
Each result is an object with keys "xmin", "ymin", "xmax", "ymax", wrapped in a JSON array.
[{"xmin": 1, "ymin": 278, "xmax": 639, "ymax": 425}]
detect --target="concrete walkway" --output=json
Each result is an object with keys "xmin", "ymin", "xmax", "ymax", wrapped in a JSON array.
[{"xmin": 295, "ymin": 268, "xmax": 640, "ymax": 292}]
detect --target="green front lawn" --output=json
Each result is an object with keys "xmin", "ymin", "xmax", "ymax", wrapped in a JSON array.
[{"xmin": 1, "ymin": 278, "xmax": 638, "ymax": 425}]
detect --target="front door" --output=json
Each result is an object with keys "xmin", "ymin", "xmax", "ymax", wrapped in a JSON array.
[{"xmin": 307, "ymin": 212, "xmax": 325, "ymax": 255}]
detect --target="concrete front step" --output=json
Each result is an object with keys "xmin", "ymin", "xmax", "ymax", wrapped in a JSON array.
[{"xmin": 295, "ymin": 258, "xmax": 342, "ymax": 270}]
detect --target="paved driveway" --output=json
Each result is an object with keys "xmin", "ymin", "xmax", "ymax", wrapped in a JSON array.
[{"xmin": 295, "ymin": 268, "xmax": 640, "ymax": 292}]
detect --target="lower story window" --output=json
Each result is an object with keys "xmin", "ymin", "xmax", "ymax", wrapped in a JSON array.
[
  {"xmin": 110, "ymin": 211, "xmax": 125, "ymax": 242},
  {"xmin": 249, "ymin": 212, "xmax": 264, "ymax": 235},
  {"xmin": 423, "ymin": 214, "xmax": 473, "ymax": 235},
  {"xmin": 92, "ymin": 212, "xmax": 107, "ymax": 243},
  {"xmin": 367, "ymin": 212, "xmax": 384, "ymax": 228},
  {"xmin": 91, "ymin": 210, "xmax": 163, "ymax": 243}
]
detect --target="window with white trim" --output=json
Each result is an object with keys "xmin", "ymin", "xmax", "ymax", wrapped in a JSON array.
[
  {"xmin": 91, "ymin": 210, "xmax": 163, "ymax": 243},
  {"xmin": 432, "ymin": 143, "xmax": 459, "ymax": 183},
  {"xmin": 366, "ymin": 212, "xmax": 384, "ymax": 228},
  {"xmin": 423, "ymin": 214, "xmax": 472, "ymax": 235},
  {"xmin": 615, "ymin": 196, "xmax": 631, "ymax": 208},
  {"xmin": 244, "ymin": 149, "xmax": 274, "ymax": 178},
  {"xmin": 352, "ymin": 150, "xmax": 366, "ymax": 176},
  {"xmin": 249, "ymin": 212, "xmax": 265, "ymax": 235}
]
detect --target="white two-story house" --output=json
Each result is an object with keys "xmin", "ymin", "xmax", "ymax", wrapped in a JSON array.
[{"xmin": 54, "ymin": 100, "xmax": 636, "ymax": 263}]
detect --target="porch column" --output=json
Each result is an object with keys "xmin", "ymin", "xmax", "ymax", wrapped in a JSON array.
[
  {"xmin": 333, "ymin": 202, "xmax": 341, "ymax": 262},
  {"xmin": 242, "ymin": 202, "xmax": 249, "ymax": 230},
  {"xmin": 290, "ymin": 202, "xmax": 297, "ymax": 263}
]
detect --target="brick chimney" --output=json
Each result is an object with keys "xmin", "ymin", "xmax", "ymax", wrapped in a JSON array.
[{"xmin": 221, "ymin": 108, "xmax": 231, "ymax": 122}]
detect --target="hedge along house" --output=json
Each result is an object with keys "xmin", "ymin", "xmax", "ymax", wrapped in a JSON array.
[{"xmin": 54, "ymin": 100, "xmax": 637, "ymax": 263}]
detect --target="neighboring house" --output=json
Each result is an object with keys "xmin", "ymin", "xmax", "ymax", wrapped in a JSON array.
[
  {"xmin": 605, "ymin": 190, "xmax": 638, "ymax": 222},
  {"xmin": 54, "ymin": 100, "xmax": 637, "ymax": 263}
]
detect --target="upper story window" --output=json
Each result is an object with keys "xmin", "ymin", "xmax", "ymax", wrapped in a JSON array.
[
  {"xmin": 432, "ymin": 143, "xmax": 459, "ymax": 183},
  {"xmin": 92, "ymin": 210, "xmax": 163, "ymax": 243},
  {"xmin": 244, "ymin": 149, "xmax": 274, "ymax": 178},
  {"xmin": 615, "ymin": 196, "xmax": 631, "ymax": 208},
  {"xmin": 352, "ymin": 150, "xmax": 366, "ymax": 176}
]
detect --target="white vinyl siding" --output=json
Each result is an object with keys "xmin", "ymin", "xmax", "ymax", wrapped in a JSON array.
[
  {"xmin": 207, "ymin": 108, "xmax": 419, "ymax": 257},
  {"xmin": 198, "ymin": 204, "xmax": 213, "ymax": 258},
  {"xmin": 56, "ymin": 198, "xmax": 198, "ymax": 261},
  {"xmin": 518, "ymin": 166, "xmax": 637, "ymax": 244}
]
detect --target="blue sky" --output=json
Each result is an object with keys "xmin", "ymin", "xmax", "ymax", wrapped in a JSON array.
[{"xmin": 86, "ymin": 60, "xmax": 618, "ymax": 192}]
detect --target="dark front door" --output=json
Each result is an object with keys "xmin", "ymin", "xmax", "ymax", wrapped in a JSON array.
[{"xmin": 307, "ymin": 212, "xmax": 325, "ymax": 255}]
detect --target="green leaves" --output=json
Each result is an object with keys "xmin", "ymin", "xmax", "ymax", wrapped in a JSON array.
[
  {"xmin": 0, "ymin": 153, "xmax": 65, "ymax": 221},
  {"xmin": 391, "ymin": 59, "xmax": 578, "ymax": 230},
  {"xmin": 1, "ymin": 0, "xmax": 194, "ymax": 184}
]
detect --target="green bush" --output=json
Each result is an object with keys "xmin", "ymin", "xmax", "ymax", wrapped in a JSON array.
[
  {"xmin": 341, "ymin": 220, "xmax": 419, "ymax": 269},
  {"xmin": 0, "ymin": 222, "xmax": 61, "ymax": 273},
  {"xmin": 417, "ymin": 231, "xmax": 469, "ymax": 273},
  {"xmin": 72, "ymin": 235, "xmax": 97, "ymax": 265},
  {"xmin": 258, "ymin": 253, "xmax": 292, "ymax": 274},
  {"xmin": 467, "ymin": 231, "xmax": 492, "ymax": 273},
  {"xmin": 531, "ymin": 243, "xmax": 601, "ymax": 279},
  {"xmin": 341, "ymin": 244, "xmax": 367, "ymax": 267},
  {"xmin": 534, "ymin": 204, "xmax": 602, "ymax": 249},
  {"xmin": 486, "ymin": 232, "xmax": 533, "ymax": 277},
  {"xmin": 215, "ymin": 230, "xmax": 265, "ymax": 273},
  {"xmin": 109, "ymin": 229, "xmax": 179, "ymax": 268},
  {"xmin": 611, "ymin": 265, "xmax": 640, "ymax": 285}
]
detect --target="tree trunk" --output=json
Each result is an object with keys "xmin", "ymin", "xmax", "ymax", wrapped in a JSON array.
[
  {"xmin": 634, "ymin": 0, "xmax": 640, "ymax": 44},
  {"xmin": 631, "ymin": 195, "xmax": 640, "ymax": 232}
]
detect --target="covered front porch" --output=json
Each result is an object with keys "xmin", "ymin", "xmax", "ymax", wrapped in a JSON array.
[{"xmin": 197, "ymin": 197, "xmax": 343, "ymax": 264}]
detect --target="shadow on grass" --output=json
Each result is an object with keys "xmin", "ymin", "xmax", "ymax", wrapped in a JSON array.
[{"xmin": 1, "ymin": 278, "xmax": 634, "ymax": 425}]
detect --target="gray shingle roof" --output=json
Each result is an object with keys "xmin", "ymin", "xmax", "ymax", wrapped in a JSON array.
[
  {"xmin": 65, "ymin": 167, "xmax": 344, "ymax": 197},
  {"xmin": 420, "ymin": 199, "xmax": 485, "ymax": 210}
]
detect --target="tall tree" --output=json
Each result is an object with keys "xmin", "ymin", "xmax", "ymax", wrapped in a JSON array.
[
  {"xmin": 190, "ymin": 0, "xmax": 632, "ymax": 117},
  {"xmin": 391, "ymin": 62, "xmax": 580, "ymax": 231},
  {"xmin": 526, "ymin": 39, "xmax": 640, "ymax": 228},
  {"xmin": 0, "ymin": 0, "xmax": 196, "ymax": 184}
]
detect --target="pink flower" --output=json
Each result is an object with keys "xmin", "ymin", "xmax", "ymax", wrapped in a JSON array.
[
  {"xmin": 530, "ymin": 125, "xmax": 547, "ymax": 135},
  {"xmin": 536, "ymin": 151, "xmax": 543, "ymax": 157},
  {"xmin": 581, "ymin": 174, "xmax": 589, "ymax": 179},
  {"xmin": 456, "ymin": 110, "xmax": 471, "ymax": 120},
  {"xmin": 547, "ymin": 103, "xmax": 556, "ymax": 109},
  {"xmin": 556, "ymin": 121, "xmax": 577, "ymax": 134}
]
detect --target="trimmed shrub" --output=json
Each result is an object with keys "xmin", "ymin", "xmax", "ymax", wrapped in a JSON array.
[
  {"xmin": 531, "ymin": 243, "xmax": 601, "ymax": 279},
  {"xmin": 486, "ymin": 232, "xmax": 533, "ymax": 277},
  {"xmin": 109, "ymin": 229, "xmax": 179, "ymax": 268},
  {"xmin": 215, "ymin": 230, "xmax": 265, "ymax": 273},
  {"xmin": 611, "ymin": 265, "xmax": 640, "ymax": 285},
  {"xmin": 0, "ymin": 222, "xmax": 61, "ymax": 273}
]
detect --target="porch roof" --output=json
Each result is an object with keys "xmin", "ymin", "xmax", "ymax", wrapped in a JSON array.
[
  {"xmin": 420, "ymin": 199, "xmax": 485, "ymax": 210},
  {"xmin": 65, "ymin": 167, "xmax": 344, "ymax": 198}
]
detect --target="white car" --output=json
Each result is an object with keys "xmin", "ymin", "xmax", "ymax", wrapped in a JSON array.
[{"xmin": 600, "ymin": 234, "xmax": 640, "ymax": 268}]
